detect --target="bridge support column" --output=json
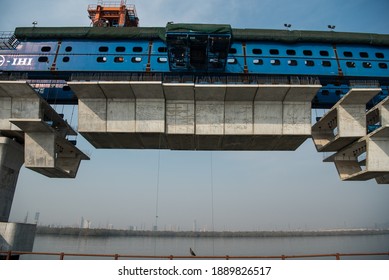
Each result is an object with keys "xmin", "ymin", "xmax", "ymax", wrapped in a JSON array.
[
  {"xmin": 0, "ymin": 137, "xmax": 23, "ymax": 222},
  {"xmin": 0, "ymin": 137, "xmax": 36, "ymax": 257}
]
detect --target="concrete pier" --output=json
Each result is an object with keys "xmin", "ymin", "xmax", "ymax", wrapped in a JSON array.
[
  {"xmin": 0, "ymin": 223, "xmax": 36, "ymax": 254},
  {"xmin": 0, "ymin": 138, "xmax": 35, "ymax": 258},
  {"xmin": 0, "ymin": 137, "xmax": 23, "ymax": 222},
  {"xmin": 69, "ymin": 80, "xmax": 321, "ymax": 151}
]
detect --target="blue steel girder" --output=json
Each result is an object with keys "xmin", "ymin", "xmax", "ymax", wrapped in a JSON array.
[{"xmin": 1, "ymin": 29, "xmax": 389, "ymax": 108}]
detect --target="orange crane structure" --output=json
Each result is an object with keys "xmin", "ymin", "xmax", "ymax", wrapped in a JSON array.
[{"xmin": 87, "ymin": 0, "xmax": 139, "ymax": 27}]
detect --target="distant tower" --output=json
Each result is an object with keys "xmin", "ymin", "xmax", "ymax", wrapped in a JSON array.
[
  {"xmin": 193, "ymin": 219, "xmax": 197, "ymax": 232},
  {"xmin": 34, "ymin": 212, "xmax": 40, "ymax": 224}
]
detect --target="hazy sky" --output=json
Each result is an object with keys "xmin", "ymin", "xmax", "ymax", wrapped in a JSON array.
[{"xmin": 3, "ymin": 0, "xmax": 389, "ymax": 231}]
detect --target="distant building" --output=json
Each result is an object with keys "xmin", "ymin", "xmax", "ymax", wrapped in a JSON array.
[{"xmin": 80, "ymin": 217, "xmax": 91, "ymax": 229}]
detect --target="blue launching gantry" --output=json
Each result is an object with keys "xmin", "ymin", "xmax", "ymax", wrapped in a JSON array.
[{"xmin": 1, "ymin": 1, "xmax": 389, "ymax": 183}]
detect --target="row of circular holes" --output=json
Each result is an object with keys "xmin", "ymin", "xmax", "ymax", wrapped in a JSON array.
[
  {"xmin": 243, "ymin": 58, "xmax": 388, "ymax": 69},
  {"xmin": 231, "ymin": 48, "xmax": 386, "ymax": 59},
  {"xmin": 37, "ymin": 56, "xmax": 168, "ymax": 63},
  {"xmin": 40, "ymin": 46, "xmax": 168, "ymax": 53},
  {"xmin": 38, "ymin": 45, "xmax": 389, "ymax": 68}
]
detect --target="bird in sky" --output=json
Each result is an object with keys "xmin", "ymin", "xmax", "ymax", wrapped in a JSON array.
[{"xmin": 190, "ymin": 247, "xmax": 196, "ymax": 256}]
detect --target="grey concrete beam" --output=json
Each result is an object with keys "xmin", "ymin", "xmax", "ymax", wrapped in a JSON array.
[
  {"xmin": 225, "ymin": 102, "xmax": 253, "ymax": 135},
  {"xmin": 195, "ymin": 84, "xmax": 226, "ymax": 101},
  {"xmin": 78, "ymin": 99, "xmax": 107, "ymax": 132},
  {"xmin": 107, "ymin": 99, "xmax": 136, "ymax": 133},
  {"xmin": 136, "ymin": 99, "xmax": 165, "ymax": 133},
  {"xmin": 0, "ymin": 81, "xmax": 38, "ymax": 98},
  {"xmin": 225, "ymin": 84, "xmax": 258, "ymax": 101},
  {"xmin": 312, "ymin": 87, "xmax": 381, "ymax": 152},
  {"xmin": 284, "ymin": 85, "xmax": 322, "ymax": 102},
  {"xmin": 130, "ymin": 81, "xmax": 164, "ymax": 99},
  {"xmin": 366, "ymin": 96, "xmax": 389, "ymax": 127},
  {"xmin": 99, "ymin": 81, "xmax": 135, "ymax": 99},
  {"xmin": 163, "ymin": 83, "xmax": 194, "ymax": 100},
  {"xmin": 68, "ymin": 81, "xmax": 106, "ymax": 99},
  {"xmin": 195, "ymin": 101, "xmax": 224, "ymax": 135},
  {"xmin": 256, "ymin": 85, "xmax": 289, "ymax": 101},
  {"xmin": 166, "ymin": 100, "xmax": 195, "ymax": 134},
  {"xmin": 325, "ymin": 126, "xmax": 389, "ymax": 182},
  {"xmin": 24, "ymin": 132, "xmax": 89, "ymax": 178},
  {"xmin": 254, "ymin": 101, "xmax": 283, "ymax": 135}
]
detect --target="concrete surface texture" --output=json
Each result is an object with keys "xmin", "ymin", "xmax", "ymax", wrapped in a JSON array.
[
  {"xmin": 0, "ymin": 222, "xmax": 36, "ymax": 252},
  {"xmin": 0, "ymin": 137, "xmax": 24, "ymax": 222},
  {"xmin": 70, "ymin": 81, "xmax": 321, "ymax": 150}
]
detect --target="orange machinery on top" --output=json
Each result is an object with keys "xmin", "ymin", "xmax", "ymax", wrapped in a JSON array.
[{"xmin": 87, "ymin": 0, "xmax": 139, "ymax": 27}]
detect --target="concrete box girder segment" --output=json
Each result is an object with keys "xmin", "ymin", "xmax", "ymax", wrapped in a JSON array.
[
  {"xmin": 195, "ymin": 84, "xmax": 226, "ymax": 101},
  {"xmin": 366, "ymin": 97, "xmax": 389, "ymax": 184},
  {"xmin": 0, "ymin": 81, "xmax": 88, "ymax": 178},
  {"xmin": 164, "ymin": 83, "xmax": 194, "ymax": 100},
  {"xmin": 366, "ymin": 96, "xmax": 389, "ymax": 128},
  {"xmin": 70, "ymin": 80, "xmax": 321, "ymax": 151},
  {"xmin": 325, "ymin": 126, "xmax": 389, "ymax": 182},
  {"xmin": 22, "ymin": 131, "xmax": 89, "ymax": 178},
  {"xmin": 312, "ymin": 88, "xmax": 381, "ymax": 152},
  {"xmin": 253, "ymin": 84, "xmax": 321, "ymax": 150},
  {"xmin": 0, "ymin": 81, "xmax": 76, "ymax": 137},
  {"xmin": 130, "ymin": 81, "xmax": 164, "ymax": 99}
]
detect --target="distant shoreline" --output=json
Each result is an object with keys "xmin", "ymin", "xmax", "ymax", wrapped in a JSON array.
[{"xmin": 36, "ymin": 226, "xmax": 389, "ymax": 238}]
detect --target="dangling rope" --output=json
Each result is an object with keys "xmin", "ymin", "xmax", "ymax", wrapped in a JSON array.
[
  {"xmin": 210, "ymin": 151, "xmax": 215, "ymax": 255},
  {"xmin": 153, "ymin": 135, "xmax": 162, "ymax": 256},
  {"xmin": 154, "ymin": 134, "xmax": 162, "ymax": 231},
  {"xmin": 155, "ymin": 150, "xmax": 161, "ymax": 230}
]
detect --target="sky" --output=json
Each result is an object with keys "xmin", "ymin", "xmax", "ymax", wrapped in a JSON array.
[{"xmin": 2, "ymin": 0, "xmax": 389, "ymax": 231}]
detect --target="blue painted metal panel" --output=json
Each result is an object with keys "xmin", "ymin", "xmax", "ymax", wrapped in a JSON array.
[
  {"xmin": 336, "ymin": 45, "xmax": 389, "ymax": 78},
  {"xmin": 245, "ymin": 42, "xmax": 339, "ymax": 76},
  {"xmin": 1, "ymin": 36, "xmax": 389, "ymax": 107}
]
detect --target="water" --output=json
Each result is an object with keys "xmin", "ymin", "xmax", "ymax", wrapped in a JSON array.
[{"xmin": 21, "ymin": 233, "xmax": 389, "ymax": 260}]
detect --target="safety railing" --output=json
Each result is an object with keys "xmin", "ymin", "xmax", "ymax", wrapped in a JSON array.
[
  {"xmin": 88, "ymin": 0, "xmax": 131, "ymax": 10},
  {"xmin": 1, "ymin": 250, "xmax": 388, "ymax": 260}
]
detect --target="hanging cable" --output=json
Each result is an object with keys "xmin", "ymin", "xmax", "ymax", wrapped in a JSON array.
[
  {"xmin": 210, "ymin": 151, "xmax": 215, "ymax": 255},
  {"xmin": 154, "ymin": 134, "xmax": 162, "ymax": 231},
  {"xmin": 153, "ymin": 135, "xmax": 162, "ymax": 256}
]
